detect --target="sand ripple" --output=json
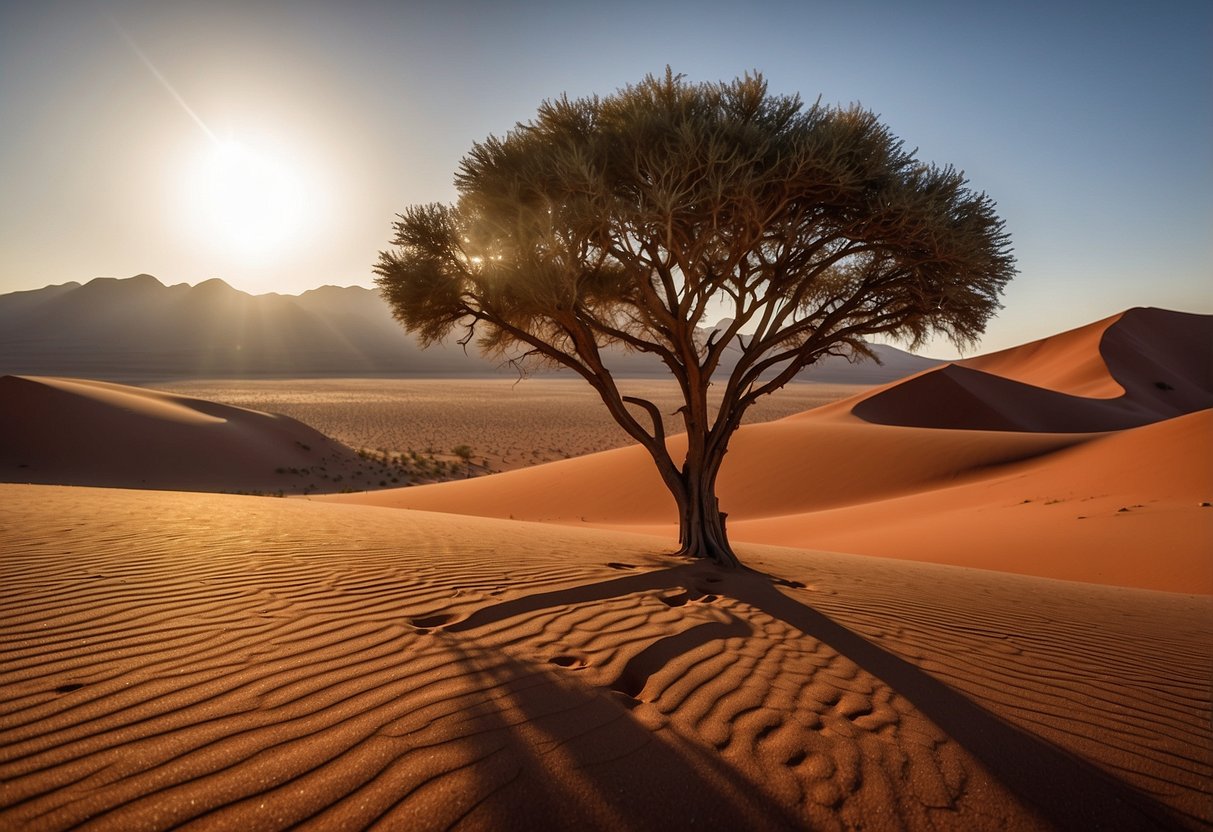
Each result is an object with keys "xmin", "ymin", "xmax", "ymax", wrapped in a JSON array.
[{"xmin": 1, "ymin": 485, "xmax": 1209, "ymax": 830}]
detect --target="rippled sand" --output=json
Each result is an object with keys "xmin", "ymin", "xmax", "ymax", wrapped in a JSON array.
[{"xmin": 2, "ymin": 484, "xmax": 1208, "ymax": 830}]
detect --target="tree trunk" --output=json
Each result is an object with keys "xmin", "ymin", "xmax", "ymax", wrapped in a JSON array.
[{"xmin": 673, "ymin": 454, "xmax": 741, "ymax": 568}]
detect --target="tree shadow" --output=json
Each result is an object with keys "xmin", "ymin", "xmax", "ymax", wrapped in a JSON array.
[
  {"xmin": 439, "ymin": 560, "xmax": 1190, "ymax": 830},
  {"xmin": 364, "ymin": 623, "xmax": 804, "ymax": 831}
]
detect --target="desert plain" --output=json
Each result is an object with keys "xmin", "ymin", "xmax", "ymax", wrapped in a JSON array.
[{"xmin": 1, "ymin": 307, "xmax": 1211, "ymax": 830}]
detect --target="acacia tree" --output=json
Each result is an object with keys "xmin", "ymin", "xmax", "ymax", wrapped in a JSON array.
[{"xmin": 375, "ymin": 71, "xmax": 1014, "ymax": 568}]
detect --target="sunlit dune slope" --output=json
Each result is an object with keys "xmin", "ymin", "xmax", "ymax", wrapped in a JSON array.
[
  {"xmin": 324, "ymin": 308, "xmax": 1213, "ymax": 592},
  {"xmin": 0, "ymin": 375, "xmax": 361, "ymax": 492},
  {"xmin": 1, "ymin": 484, "xmax": 1209, "ymax": 830},
  {"xmin": 957, "ymin": 311, "xmax": 1126, "ymax": 397},
  {"xmin": 726, "ymin": 409, "xmax": 1213, "ymax": 592},
  {"xmin": 324, "ymin": 422, "xmax": 1088, "ymax": 525}
]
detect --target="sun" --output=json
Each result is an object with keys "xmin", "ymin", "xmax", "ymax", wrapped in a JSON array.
[{"xmin": 185, "ymin": 137, "xmax": 309, "ymax": 262}]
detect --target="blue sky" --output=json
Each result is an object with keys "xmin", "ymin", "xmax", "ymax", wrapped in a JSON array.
[{"xmin": 1, "ymin": 0, "xmax": 1209, "ymax": 357}]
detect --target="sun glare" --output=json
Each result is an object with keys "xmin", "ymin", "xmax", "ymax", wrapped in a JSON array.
[{"xmin": 185, "ymin": 137, "xmax": 310, "ymax": 262}]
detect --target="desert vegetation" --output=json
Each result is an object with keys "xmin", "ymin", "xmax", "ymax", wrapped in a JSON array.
[{"xmin": 158, "ymin": 377, "xmax": 866, "ymax": 476}]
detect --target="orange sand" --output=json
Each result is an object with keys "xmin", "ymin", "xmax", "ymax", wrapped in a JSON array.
[
  {"xmin": 1, "ymin": 484, "xmax": 1209, "ymax": 829},
  {"xmin": 0, "ymin": 376, "xmax": 367, "ymax": 493}
]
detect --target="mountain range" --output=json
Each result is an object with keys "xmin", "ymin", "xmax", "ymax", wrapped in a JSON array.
[{"xmin": 0, "ymin": 274, "xmax": 939, "ymax": 382}]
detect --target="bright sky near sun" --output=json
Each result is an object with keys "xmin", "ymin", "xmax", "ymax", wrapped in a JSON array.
[{"xmin": 0, "ymin": 0, "xmax": 1209, "ymax": 358}]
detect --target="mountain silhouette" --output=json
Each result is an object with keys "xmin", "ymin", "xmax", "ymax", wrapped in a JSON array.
[{"xmin": 0, "ymin": 275, "xmax": 939, "ymax": 381}]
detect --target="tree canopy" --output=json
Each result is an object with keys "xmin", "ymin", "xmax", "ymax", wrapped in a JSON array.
[{"xmin": 376, "ymin": 70, "xmax": 1015, "ymax": 566}]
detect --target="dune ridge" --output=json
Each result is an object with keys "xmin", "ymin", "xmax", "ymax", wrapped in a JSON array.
[
  {"xmin": 724, "ymin": 409, "xmax": 1213, "ymax": 590},
  {"xmin": 1, "ymin": 484, "xmax": 1208, "ymax": 830},
  {"xmin": 322, "ymin": 308, "xmax": 1213, "ymax": 593}
]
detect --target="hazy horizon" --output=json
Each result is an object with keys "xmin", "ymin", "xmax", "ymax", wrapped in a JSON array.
[{"xmin": 2, "ymin": 0, "xmax": 1210, "ymax": 359}]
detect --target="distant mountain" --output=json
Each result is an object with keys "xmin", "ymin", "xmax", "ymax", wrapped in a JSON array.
[
  {"xmin": 0, "ymin": 275, "xmax": 939, "ymax": 382},
  {"xmin": 0, "ymin": 275, "xmax": 497, "ymax": 379}
]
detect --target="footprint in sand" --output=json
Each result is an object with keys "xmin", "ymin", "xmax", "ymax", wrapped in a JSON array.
[
  {"xmin": 609, "ymin": 690, "xmax": 642, "ymax": 710},
  {"xmin": 409, "ymin": 612, "xmax": 458, "ymax": 631},
  {"xmin": 658, "ymin": 591, "xmax": 692, "ymax": 607},
  {"xmin": 658, "ymin": 588, "xmax": 723, "ymax": 607}
]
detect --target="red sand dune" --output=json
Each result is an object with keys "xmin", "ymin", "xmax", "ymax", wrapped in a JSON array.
[
  {"xmin": 854, "ymin": 308, "xmax": 1211, "ymax": 431},
  {"xmin": 325, "ymin": 308, "xmax": 1213, "ymax": 593},
  {"xmin": 725, "ymin": 409, "xmax": 1213, "ymax": 591},
  {"xmin": 0, "ymin": 375, "xmax": 362, "ymax": 493}
]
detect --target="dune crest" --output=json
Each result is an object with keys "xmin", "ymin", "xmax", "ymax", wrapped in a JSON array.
[
  {"xmin": 959, "ymin": 311, "xmax": 1125, "ymax": 397},
  {"xmin": 724, "ymin": 409, "xmax": 1213, "ymax": 591},
  {"xmin": 854, "ymin": 308, "xmax": 1212, "ymax": 432}
]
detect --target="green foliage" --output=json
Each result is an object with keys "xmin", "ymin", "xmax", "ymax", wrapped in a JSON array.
[
  {"xmin": 375, "ymin": 69, "xmax": 1016, "ymax": 563},
  {"xmin": 377, "ymin": 70, "xmax": 1013, "ymax": 377}
]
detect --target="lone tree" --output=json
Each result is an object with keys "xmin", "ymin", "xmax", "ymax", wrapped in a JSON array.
[{"xmin": 376, "ymin": 71, "xmax": 1014, "ymax": 568}]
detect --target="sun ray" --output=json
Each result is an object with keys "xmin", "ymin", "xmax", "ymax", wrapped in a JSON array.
[{"xmin": 110, "ymin": 18, "xmax": 218, "ymax": 146}]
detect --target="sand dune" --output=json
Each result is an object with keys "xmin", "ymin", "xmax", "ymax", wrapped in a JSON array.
[
  {"xmin": 964, "ymin": 307, "xmax": 1209, "ymax": 399},
  {"xmin": 324, "ymin": 308, "xmax": 1213, "ymax": 593},
  {"xmin": 725, "ymin": 410, "xmax": 1213, "ymax": 591},
  {"xmin": 0, "ymin": 375, "xmax": 367, "ymax": 493},
  {"xmin": 1, "ymin": 484, "xmax": 1208, "ymax": 830},
  {"xmin": 855, "ymin": 308, "xmax": 1211, "ymax": 431},
  {"xmin": 324, "ymin": 421, "xmax": 1089, "ymax": 525}
]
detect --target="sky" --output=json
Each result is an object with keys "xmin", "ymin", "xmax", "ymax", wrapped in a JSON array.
[{"xmin": 0, "ymin": 0, "xmax": 1209, "ymax": 359}]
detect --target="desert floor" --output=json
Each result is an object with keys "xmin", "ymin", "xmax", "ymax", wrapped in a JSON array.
[
  {"xmin": 1, "ymin": 485, "xmax": 1209, "ymax": 831},
  {"xmin": 156, "ymin": 378, "xmax": 867, "ymax": 472}
]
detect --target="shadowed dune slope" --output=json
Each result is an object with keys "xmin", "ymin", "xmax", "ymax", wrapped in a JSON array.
[
  {"xmin": 1, "ymin": 484, "xmax": 1209, "ymax": 830},
  {"xmin": 324, "ymin": 309, "xmax": 1213, "ymax": 592},
  {"xmin": 0, "ymin": 375, "xmax": 361, "ymax": 492}
]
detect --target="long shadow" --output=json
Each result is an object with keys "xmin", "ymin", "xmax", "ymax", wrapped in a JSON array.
[
  {"xmin": 722, "ymin": 568, "xmax": 1188, "ymax": 831},
  {"xmin": 375, "ymin": 626, "xmax": 805, "ymax": 830},
  {"xmin": 441, "ymin": 561, "xmax": 1190, "ymax": 831},
  {"xmin": 445, "ymin": 563, "xmax": 710, "ymax": 634},
  {"xmin": 610, "ymin": 618, "xmax": 753, "ymax": 700}
]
